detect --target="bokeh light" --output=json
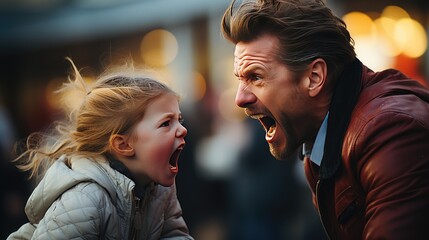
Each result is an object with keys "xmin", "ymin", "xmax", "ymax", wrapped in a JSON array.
[
  {"xmin": 45, "ymin": 77, "xmax": 95, "ymax": 112},
  {"xmin": 394, "ymin": 18, "xmax": 427, "ymax": 58},
  {"xmin": 193, "ymin": 71, "xmax": 207, "ymax": 102},
  {"xmin": 382, "ymin": 5, "xmax": 410, "ymax": 20},
  {"xmin": 342, "ymin": 5, "xmax": 428, "ymax": 71},
  {"xmin": 343, "ymin": 11, "xmax": 375, "ymax": 37},
  {"xmin": 217, "ymin": 87, "xmax": 246, "ymax": 122},
  {"xmin": 140, "ymin": 29, "xmax": 178, "ymax": 67}
]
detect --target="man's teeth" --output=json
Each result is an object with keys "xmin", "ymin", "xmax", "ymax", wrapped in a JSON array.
[
  {"xmin": 249, "ymin": 114, "xmax": 276, "ymax": 138},
  {"xmin": 250, "ymin": 114, "xmax": 266, "ymax": 119},
  {"xmin": 267, "ymin": 124, "xmax": 276, "ymax": 136}
]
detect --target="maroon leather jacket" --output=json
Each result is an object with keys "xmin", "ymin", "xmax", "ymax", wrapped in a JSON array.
[{"xmin": 304, "ymin": 59, "xmax": 429, "ymax": 239}]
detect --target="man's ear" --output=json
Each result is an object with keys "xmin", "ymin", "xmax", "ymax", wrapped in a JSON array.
[
  {"xmin": 109, "ymin": 134, "xmax": 135, "ymax": 157},
  {"xmin": 307, "ymin": 58, "xmax": 327, "ymax": 97}
]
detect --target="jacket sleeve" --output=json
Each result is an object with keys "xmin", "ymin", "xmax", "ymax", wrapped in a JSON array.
[
  {"xmin": 6, "ymin": 223, "xmax": 36, "ymax": 240},
  {"xmin": 356, "ymin": 111, "xmax": 429, "ymax": 239},
  {"xmin": 160, "ymin": 184, "xmax": 194, "ymax": 240},
  {"xmin": 31, "ymin": 182, "xmax": 120, "ymax": 240}
]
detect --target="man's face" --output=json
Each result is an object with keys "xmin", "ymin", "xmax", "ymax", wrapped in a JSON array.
[{"xmin": 234, "ymin": 34, "xmax": 313, "ymax": 159}]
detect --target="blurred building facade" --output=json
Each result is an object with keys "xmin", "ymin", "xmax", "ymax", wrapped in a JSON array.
[{"xmin": 1, "ymin": 0, "xmax": 428, "ymax": 239}]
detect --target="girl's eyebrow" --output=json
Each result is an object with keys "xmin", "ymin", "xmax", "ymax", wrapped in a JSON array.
[{"xmin": 160, "ymin": 112, "xmax": 182, "ymax": 119}]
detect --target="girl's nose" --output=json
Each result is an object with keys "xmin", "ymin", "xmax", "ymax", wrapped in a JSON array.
[
  {"xmin": 235, "ymin": 82, "xmax": 257, "ymax": 108},
  {"xmin": 177, "ymin": 123, "xmax": 187, "ymax": 138}
]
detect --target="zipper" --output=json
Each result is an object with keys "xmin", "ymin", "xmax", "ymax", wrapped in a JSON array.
[
  {"xmin": 129, "ymin": 194, "xmax": 142, "ymax": 239},
  {"xmin": 316, "ymin": 180, "xmax": 331, "ymax": 240}
]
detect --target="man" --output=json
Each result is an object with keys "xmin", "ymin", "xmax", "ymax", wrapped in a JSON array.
[{"xmin": 221, "ymin": 0, "xmax": 429, "ymax": 239}]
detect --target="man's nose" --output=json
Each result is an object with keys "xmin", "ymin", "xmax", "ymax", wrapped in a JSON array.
[{"xmin": 235, "ymin": 82, "xmax": 256, "ymax": 108}]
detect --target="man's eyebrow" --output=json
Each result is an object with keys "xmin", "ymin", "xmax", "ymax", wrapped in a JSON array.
[{"xmin": 240, "ymin": 65, "xmax": 262, "ymax": 75}]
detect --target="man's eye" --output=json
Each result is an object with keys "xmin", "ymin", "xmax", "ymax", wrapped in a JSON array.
[
  {"xmin": 249, "ymin": 73, "xmax": 261, "ymax": 81},
  {"xmin": 160, "ymin": 121, "xmax": 170, "ymax": 127},
  {"xmin": 179, "ymin": 117, "xmax": 185, "ymax": 125}
]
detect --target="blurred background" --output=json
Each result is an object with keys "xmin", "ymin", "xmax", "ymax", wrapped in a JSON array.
[{"xmin": 0, "ymin": 0, "xmax": 428, "ymax": 239}]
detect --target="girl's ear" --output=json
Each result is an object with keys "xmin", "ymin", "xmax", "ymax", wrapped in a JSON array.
[{"xmin": 109, "ymin": 134, "xmax": 135, "ymax": 157}]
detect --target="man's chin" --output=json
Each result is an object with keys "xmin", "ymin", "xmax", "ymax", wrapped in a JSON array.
[
  {"xmin": 269, "ymin": 144, "xmax": 296, "ymax": 161},
  {"xmin": 269, "ymin": 144, "xmax": 285, "ymax": 160}
]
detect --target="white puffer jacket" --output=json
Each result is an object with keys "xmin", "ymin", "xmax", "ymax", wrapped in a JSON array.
[{"xmin": 7, "ymin": 155, "xmax": 193, "ymax": 240}]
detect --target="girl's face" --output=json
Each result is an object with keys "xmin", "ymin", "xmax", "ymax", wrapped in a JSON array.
[{"xmin": 124, "ymin": 93, "xmax": 187, "ymax": 187}]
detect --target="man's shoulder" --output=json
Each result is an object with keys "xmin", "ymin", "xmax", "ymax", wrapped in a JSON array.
[
  {"xmin": 354, "ymin": 88, "xmax": 429, "ymax": 128},
  {"xmin": 353, "ymin": 67, "xmax": 429, "ymax": 127}
]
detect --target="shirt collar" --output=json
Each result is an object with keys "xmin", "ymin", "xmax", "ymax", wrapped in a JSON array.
[{"xmin": 309, "ymin": 112, "xmax": 329, "ymax": 166}]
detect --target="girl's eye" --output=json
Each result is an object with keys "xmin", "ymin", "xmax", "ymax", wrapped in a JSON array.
[{"xmin": 160, "ymin": 120, "xmax": 170, "ymax": 127}]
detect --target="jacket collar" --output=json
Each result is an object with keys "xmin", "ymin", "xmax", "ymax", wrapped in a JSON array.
[{"xmin": 319, "ymin": 58, "xmax": 363, "ymax": 179}]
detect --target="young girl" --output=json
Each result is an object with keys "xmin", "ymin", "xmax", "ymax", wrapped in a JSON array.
[{"xmin": 7, "ymin": 58, "xmax": 194, "ymax": 240}]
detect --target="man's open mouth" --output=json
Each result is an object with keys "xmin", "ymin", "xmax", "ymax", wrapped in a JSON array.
[
  {"xmin": 250, "ymin": 114, "xmax": 276, "ymax": 140},
  {"xmin": 169, "ymin": 144, "xmax": 184, "ymax": 174}
]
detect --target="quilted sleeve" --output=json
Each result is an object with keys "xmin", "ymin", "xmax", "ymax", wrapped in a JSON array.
[
  {"xmin": 160, "ymin": 184, "xmax": 194, "ymax": 240},
  {"xmin": 32, "ymin": 182, "xmax": 120, "ymax": 240},
  {"xmin": 6, "ymin": 223, "xmax": 36, "ymax": 240}
]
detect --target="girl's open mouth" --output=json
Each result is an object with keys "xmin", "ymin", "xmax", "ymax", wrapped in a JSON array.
[{"xmin": 169, "ymin": 144, "xmax": 184, "ymax": 174}]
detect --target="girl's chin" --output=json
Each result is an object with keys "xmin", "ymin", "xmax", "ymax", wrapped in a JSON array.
[
  {"xmin": 158, "ymin": 179, "xmax": 175, "ymax": 187},
  {"xmin": 156, "ymin": 173, "xmax": 176, "ymax": 187}
]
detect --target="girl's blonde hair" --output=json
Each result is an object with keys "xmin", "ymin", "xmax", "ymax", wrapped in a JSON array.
[{"xmin": 14, "ymin": 58, "xmax": 178, "ymax": 181}]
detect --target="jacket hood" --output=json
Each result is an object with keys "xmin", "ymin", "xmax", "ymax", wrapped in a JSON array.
[{"xmin": 25, "ymin": 155, "xmax": 135, "ymax": 223}]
